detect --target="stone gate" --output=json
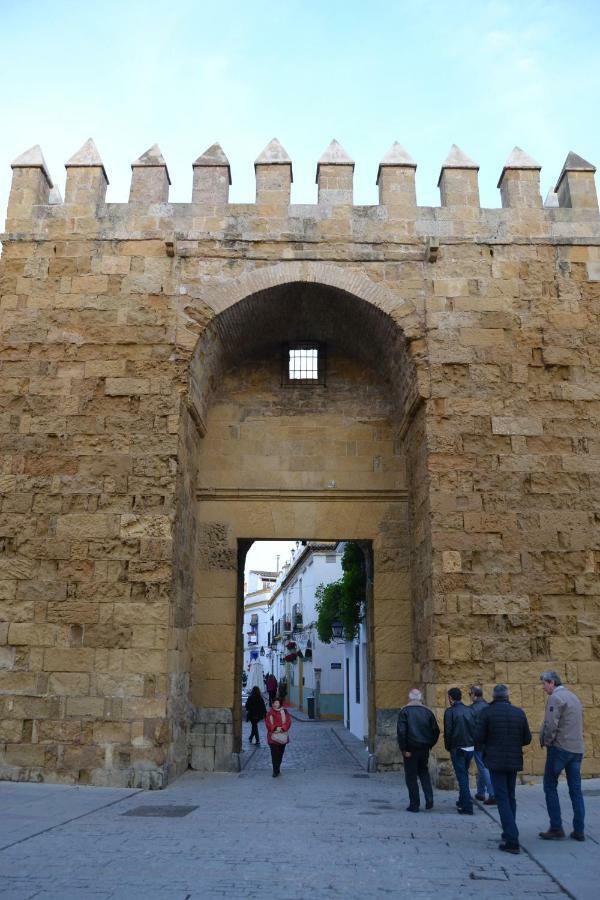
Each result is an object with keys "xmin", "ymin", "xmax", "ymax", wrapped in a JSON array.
[{"xmin": 0, "ymin": 137, "xmax": 599, "ymax": 787}]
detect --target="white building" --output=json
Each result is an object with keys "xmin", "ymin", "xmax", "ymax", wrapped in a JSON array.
[
  {"xmin": 269, "ymin": 542, "xmax": 345, "ymax": 718},
  {"xmin": 242, "ymin": 569, "xmax": 277, "ymax": 676}
]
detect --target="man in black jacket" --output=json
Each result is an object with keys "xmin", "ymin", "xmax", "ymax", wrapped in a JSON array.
[
  {"xmin": 397, "ymin": 688, "xmax": 440, "ymax": 812},
  {"xmin": 444, "ymin": 687, "xmax": 476, "ymax": 815},
  {"xmin": 477, "ymin": 684, "xmax": 532, "ymax": 854}
]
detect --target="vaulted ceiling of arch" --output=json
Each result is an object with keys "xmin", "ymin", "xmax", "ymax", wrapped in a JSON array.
[{"xmin": 189, "ymin": 283, "xmax": 417, "ymax": 425}]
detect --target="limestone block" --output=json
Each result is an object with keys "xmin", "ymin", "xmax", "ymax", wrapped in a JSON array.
[
  {"xmin": 43, "ymin": 648, "xmax": 95, "ymax": 672},
  {"xmin": 491, "ymin": 417, "xmax": 543, "ymax": 436},
  {"xmin": 0, "ymin": 647, "xmax": 16, "ymax": 669},
  {"xmin": 190, "ymin": 742, "xmax": 214, "ymax": 771},
  {"xmin": 55, "ymin": 514, "xmax": 120, "ymax": 540},
  {"xmin": 48, "ymin": 673, "xmax": 90, "ymax": 695},
  {"xmin": 442, "ymin": 550, "xmax": 461, "ymax": 573}
]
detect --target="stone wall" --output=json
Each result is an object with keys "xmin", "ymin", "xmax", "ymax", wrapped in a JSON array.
[{"xmin": 0, "ymin": 138, "xmax": 599, "ymax": 785}]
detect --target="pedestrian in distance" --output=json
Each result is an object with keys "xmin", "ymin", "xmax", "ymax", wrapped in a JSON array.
[
  {"xmin": 469, "ymin": 685, "xmax": 496, "ymax": 805},
  {"xmin": 539, "ymin": 670, "xmax": 586, "ymax": 842},
  {"xmin": 397, "ymin": 688, "xmax": 440, "ymax": 812},
  {"xmin": 265, "ymin": 697, "xmax": 291, "ymax": 777},
  {"xmin": 476, "ymin": 684, "xmax": 532, "ymax": 855},
  {"xmin": 245, "ymin": 685, "xmax": 267, "ymax": 746},
  {"xmin": 444, "ymin": 687, "xmax": 476, "ymax": 815},
  {"xmin": 266, "ymin": 672, "xmax": 278, "ymax": 706}
]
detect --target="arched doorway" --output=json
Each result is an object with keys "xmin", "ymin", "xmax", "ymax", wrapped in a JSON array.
[{"xmin": 174, "ymin": 277, "xmax": 426, "ymax": 771}]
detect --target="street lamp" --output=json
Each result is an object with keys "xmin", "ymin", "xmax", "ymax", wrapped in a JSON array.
[{"xmin": 331, "ymin": 619, "xmax": 344, "ymax": 641}]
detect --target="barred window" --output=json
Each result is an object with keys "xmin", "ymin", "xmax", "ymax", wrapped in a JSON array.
[{"xmin": 283, "ymin": 342, "xmax": 325, "ymax": 386}]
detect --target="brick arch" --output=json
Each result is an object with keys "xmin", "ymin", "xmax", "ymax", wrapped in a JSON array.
[{"xmin": 189, "ymin": 261, "xmax": 423, "ymax": 341}]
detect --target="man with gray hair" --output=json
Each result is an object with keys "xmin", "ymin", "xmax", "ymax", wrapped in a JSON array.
[
  {"xmin": 539, "ymin": 671, "xmax": 585, "ymax": 841},
  {"xmin": 397, "ymin": 688, "xmax": 440, "ymax": 812},
  {"xmin": 476, "ymin": 684, "xmax": 531, "ymax": 854}
]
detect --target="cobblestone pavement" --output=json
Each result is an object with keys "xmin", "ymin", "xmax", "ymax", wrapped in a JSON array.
[{"xmin": 0, "ymin": 718, "xmax": 598, "ymax": 899}]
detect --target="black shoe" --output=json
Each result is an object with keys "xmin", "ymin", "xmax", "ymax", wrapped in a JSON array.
[
  {"xmin": 484, "ymin": 797, "xmax": 497, "ymax": 805},
  {"xmin": 570, "ymin": 831, "xmax": 585, "ymax": 842},
  {"xmin": 539, "ymin": 828, "xmax": 565, "ymax": 840},
  {"xmin": 475, "ymin": 793, "xmax": 485, "ymax": 801},
  {"xmin": 456, "ymin": 800, "xmax": 462, "ymax": 808},
  {"xmin": 272, "ymin": 772, "xmax": 278, "ymax": 778},
  {"xmin": 458, "ymin": 808, "xmax": 473, "ymax": 815},
  {"xmin": 499, "ymin": 842, "xmax": 520, "ymax": 855},
  {"xmin": 406, "ymin": 806, "xmax": 419, "ymax": 812},
  {"xmin": 425, "ymin": 800, "xmax": 434, "ymax": 810}
]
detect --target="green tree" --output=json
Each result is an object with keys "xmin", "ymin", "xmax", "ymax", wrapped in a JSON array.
[{"xmin": 315, "ymin": 543, "xmax": 366, "ymax": 642}]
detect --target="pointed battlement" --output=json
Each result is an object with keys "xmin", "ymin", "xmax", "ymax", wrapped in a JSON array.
[
  {"xmin": 498, "ymin": 147, "xmax": 541, "ymax": 208},
  {"xmin": 192, "ymin": 143, "xmax": 231, "ymax": 206},
  {"xmin": 255, "ymin": 139, "xmax": 292, "ymax": 208},
  {"xmin": 438, "ymin": 145, "xmax": 479, "ymax": 208},
  {"xmin": 7, "ymin": 145, "xmax": 53, "ymax": 224},
  {"xmin": 555, "ymin": 152, "xmax": 598, "ymax": 210},
  {"xmin": 130, "ymin": 144, "xmax": 171, "ymax": 204},
  {"xmin": 4, "ymin": 140, "xmax": 599, "ymax": 239},
  {"xmin": 376, "ymin": 142, "xmax": 417, "ymax": 214},
  {"xmin": 316, "ymin": 140, "xmax": 354, "ymax": 206},
  {"xmin": 64, "ymin": 138, "xmax": 108, "ymax": 214}
]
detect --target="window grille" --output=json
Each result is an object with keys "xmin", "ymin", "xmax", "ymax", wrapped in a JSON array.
[{"xmin": 282, "ymin": 342, "xmax": 325, "ymax": 386}]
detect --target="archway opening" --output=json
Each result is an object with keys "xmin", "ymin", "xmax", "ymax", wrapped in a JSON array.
[
  {"xmin": 173, "ymin": 279, "xmax": 425, "ymax": 774},
  {"xmin": 238, "ymin": 539, "xmax": 375, "ymax": 774}
]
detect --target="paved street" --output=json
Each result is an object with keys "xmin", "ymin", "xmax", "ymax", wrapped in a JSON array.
[{"xmin": 0, "ymin": 716, "xmax": 598, "ymax": 900}]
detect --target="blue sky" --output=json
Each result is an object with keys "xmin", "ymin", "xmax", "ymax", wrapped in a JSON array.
[{"xmin": 1, "ymin": 0, "xmax": 599, "ymax": 214}]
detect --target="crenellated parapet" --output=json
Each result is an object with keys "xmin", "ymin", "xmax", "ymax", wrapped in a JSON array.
[{"xmin": 4, "ymin": 137, "xmax": 599, "ymax": 243}]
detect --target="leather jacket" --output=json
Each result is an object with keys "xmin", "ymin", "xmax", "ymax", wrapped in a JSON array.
[
  {"xmin": 444, "ymin": 701, "xmax": 476, "ymax": 751},
  {"xmin": 397, "ymin": 702, "xmax": 440, "ymax": 751}
]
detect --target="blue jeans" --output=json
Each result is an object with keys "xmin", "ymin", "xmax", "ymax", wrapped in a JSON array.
[
  {"xmin": 490, "ymin": 770, "xmax": 518, "ymax": 846},
  {"xmin": 451, "ymin": 749, "xmax": 473, "ymax": 813},
  {"xmin": 474, "ymin": 749, "xmax": 494, "ymax": 798},
  {"xmin": 543, "ymin": 746, "xmax": 585, "ymax": 833}
]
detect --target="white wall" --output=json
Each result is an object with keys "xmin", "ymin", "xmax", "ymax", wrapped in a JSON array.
[{"xmin": 344, "ymin": 623, "xmax": 368, "ymax": 741}]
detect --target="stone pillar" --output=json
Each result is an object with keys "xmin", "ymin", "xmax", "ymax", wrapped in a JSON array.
[
  {"xmin": 376, "ymin": 141, "xmax": 417, "ymax": 214},
  {"xmin": 438, "ymin": 145, "xmax": 480, "ymax": 207},
  {"xmin": 7, "ymin": 145, "xmax": 53, "ymax": 225},
  {"xmin": 64, "ymin": 138, "xmax": 108, "ymax": 213},
  {"xmin": 497, "ymin": 147, "xmax": 541, "ymax": 208},
  {"xmin": 192, "ymin": 143, "xmax": 231, "ymax": 206},
  {"xmin": 129, "ymin": 144, "xmax": 171, "ymax": 203},
  {"xmin": 255, "ymin": 138, "xmax": 292, "ymax": 209},
  {"xmin": 316, "ymin": 139, "xmax": 354, "ymax": 206},
  {"xmin": 554, "ymin": 151, "xmax": 598, "ymax": 210}
]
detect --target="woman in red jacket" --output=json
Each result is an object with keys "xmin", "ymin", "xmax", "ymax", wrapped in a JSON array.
[{"xmin": 265, "ymin": 698, "xmax": 291, "ymax": 777}]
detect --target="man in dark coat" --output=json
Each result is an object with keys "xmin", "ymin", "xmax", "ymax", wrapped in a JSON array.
[
  {"xmin": 397, "ymin": 688, "xmax": 440, "ymax": 812},
  {"xmin": 444, "ymin": 687, "xmax": 476, "ymax": 815},
  {"xmin": 477, "ymin": 684, "xmax": 532, "ymax": 854}
]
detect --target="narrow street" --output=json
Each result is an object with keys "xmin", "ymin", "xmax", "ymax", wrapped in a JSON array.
[{"xmin": 1, "ymin": 716, "xmax": 598, "ymax": 899}]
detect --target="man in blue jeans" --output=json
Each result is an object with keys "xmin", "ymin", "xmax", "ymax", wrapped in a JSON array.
[
  {"xmin": 539, "ymin": 670, "xmax": 585, "ymax": 842},
  {"xmin": 444, "ymin": 687, "xmax": 476, "ymax": 815},
  {"xmin": 477, "ymin": 684, "xmax": 531, "ymax": 854},
  {"xmin": 469, "ymin": 685, "xmax": 496, "ymax": 805}
]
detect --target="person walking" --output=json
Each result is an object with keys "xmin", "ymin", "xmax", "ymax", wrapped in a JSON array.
[
  {"xmin": 397, "ymin": 688, "xmax": 440, "ymax": 812},
  {"xmin": 266, "ymin": 673, "xmax": 278, "ymax": 706},
  {"xmin": 265, "ymin": 697, "xmax": 291, "ymax": 777},
  {"xmin": 477, "ymin": 684, "xmax": 532, "ymax": 855},
  {"xmin": 244, "ymin": 685, "xmax": 267, "ymax": 746},
  {"xmin": 469, "ymin": 685, "xmax": 496, "ymax": 805},
  {"xmin": 539, "ymin": 670, "xmax": 586, "ymax": 841},
  {"xmin": 444, "ymin": 687, "xmax": 476, "ymax": 815}
]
